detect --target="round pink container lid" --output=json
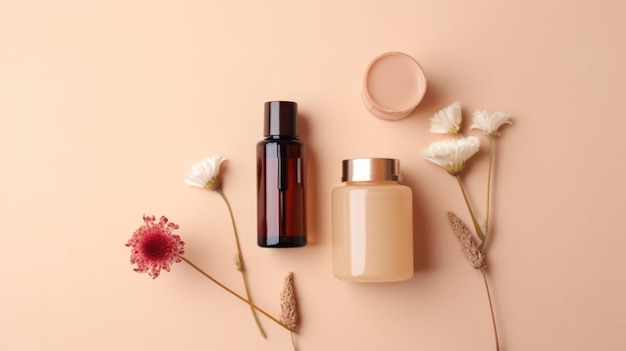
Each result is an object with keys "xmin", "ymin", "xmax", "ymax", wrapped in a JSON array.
[{"xmin": 362, "ymin": 52, "xmax": 427, "ymax": 120}]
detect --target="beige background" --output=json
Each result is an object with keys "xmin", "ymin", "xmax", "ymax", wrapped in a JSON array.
[{"xmin": 2, "ymin": 0, "xmax": 625, "ymax": 350}]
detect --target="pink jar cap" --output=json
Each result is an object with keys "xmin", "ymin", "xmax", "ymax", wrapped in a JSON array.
[{"xmin": 362, "ymin": 52, "xmax": 427, "ymax": 121}]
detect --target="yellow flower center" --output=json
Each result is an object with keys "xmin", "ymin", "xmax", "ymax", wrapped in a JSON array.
[
  {"xmin": 444, "ymin": 163, "xmax": 465, "ymax": 176},
  {"xmin": 203, "ymin": 177, "xmax": 220, "ymax": 191}
]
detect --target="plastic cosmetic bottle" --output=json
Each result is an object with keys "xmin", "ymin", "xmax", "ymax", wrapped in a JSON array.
[
  {"xmin": 332, "ymin": 158, "xmax": 413, "ymax": 282},
  {"xmin": 257, "ymin": 101, "xmax": 307, "ymax": 248}
]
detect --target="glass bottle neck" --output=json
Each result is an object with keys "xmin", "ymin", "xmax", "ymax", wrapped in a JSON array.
[
  {"xmin": 345, "ymin": 180, "xmax": 399, "ymax": 185},
  {"xmin": 265, "ymin": 135, "xmax": 297, "ymax": 140}
]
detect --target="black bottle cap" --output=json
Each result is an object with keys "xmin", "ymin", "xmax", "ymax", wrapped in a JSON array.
[{"xmin": 264, "ymin": 101, "xmax": 298, "ymax": 137}]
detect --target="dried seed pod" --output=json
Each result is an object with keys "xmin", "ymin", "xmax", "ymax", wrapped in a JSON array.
[
  {"xmin": 447, "ymin": 211, "xmax": 486, "ymax": 269},
  {"xmin": 280, "ymin": 272, "xmax": 297, "ymax": 330}
]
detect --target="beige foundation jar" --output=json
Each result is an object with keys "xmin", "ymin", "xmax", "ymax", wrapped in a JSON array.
[
  {"xmin": 332, "ymin": 158, "xmax": 414, "ymax": 282},
  {"xmin": 362, "ymin": 52, "xmax": 427, "ymax": 120}
]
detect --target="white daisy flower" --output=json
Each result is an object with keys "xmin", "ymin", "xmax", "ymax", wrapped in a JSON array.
[
  {"xmin": 429, "ymin": 102, "xmax": 462, "ymax": 134},
  {"xmin": 471, "ymin": 110, "xmax": 512, "ymax": 136},
  {"xmin": 184, "ymin": 155, "xmax": 226, "ymax": 190},
  {"xmin": 421, "ymin": 136, "xmax": 480, "ymax": 176}
]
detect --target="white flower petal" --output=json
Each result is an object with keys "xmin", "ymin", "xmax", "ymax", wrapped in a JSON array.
[
  {"xmin": 429, "ymin": 102, "xmax": 462, "ymax": 134},
  {"xmin": 184, "ymin": 155, "xmax": 226, "ymax": 189},
  {"xmin": 470, "ymin": 110, "xmax": 512, "ymax": 136},
  {"xmin": 420, "ymin": 136, "xmax": 480, "ymax": 175}
]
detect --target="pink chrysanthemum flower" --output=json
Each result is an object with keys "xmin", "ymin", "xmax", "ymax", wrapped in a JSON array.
[{"xmin": 125, "ymin": 215, "xmax": 185, "ymax": 279}]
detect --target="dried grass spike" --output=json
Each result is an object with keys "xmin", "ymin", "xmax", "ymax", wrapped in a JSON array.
[
  {"xmin": 447, "ymin": 211, "xmax": 486, "ymax": 269},
  {"xmin": 280, "ymin": 272, "xmax": 298, "ymax": 331},
  {"xmin": 234, "ymin": 254, "xmax": 243, "ymax": 272}
]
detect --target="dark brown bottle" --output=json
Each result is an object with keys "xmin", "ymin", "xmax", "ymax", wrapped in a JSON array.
[{"xmin": 257, "ymin": 101, "xmax": 307, "ymax": 247}]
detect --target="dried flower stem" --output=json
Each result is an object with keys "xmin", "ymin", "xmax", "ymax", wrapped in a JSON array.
[
  {"xmin": 485, "ymin": 137, "xmax": 498, "ymax": 351},
  {"xmin": 481, "ymin": 268, "xmax": 499, "ymax": 351},
  {"xmin": 216, "ymin": 188, "xmax": 266, "ymax": 338},
  {"xmin": 455, "ymin": 175, "xmax": 484, "ymax": 243},
  {"xmin": 484, "ymin": 136, "xmax": 494, "ymax": 239},
  {"xmin": 290, "ymin": 332, "xmax": 298, "ymax": 351},
  {"xmin": 181, "ymin": 257, "xmax": 296, "ymax": 333},
  {"xmin": 447, "ymin": 211, "xmax": 498, "ymax": 350}
]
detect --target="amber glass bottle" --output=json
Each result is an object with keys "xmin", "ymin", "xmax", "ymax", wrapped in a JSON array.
[{"xmin": 257, "ymin": 101, "xmax": 307, "ymax": 247}]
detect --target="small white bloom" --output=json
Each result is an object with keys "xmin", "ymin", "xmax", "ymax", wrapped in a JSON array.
[
  {"xmin": 184, "ymin": 155, "xmax": 226, "ymax": 190},
  {"xmin": 471, "ymin": 110, "xmax": 512, "ymax": 136},
  {"xmin": 421, "ymin": 136, "xmax": 480, "ymax": 176},
  {"xmin": 429, "ymin": 102, "xmax": 462, "ymax": 134}
]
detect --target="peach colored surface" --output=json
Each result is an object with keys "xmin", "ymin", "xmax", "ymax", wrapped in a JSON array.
[{"xmin": 1, "ymin": 1, "xmax": 625, "ymax": 350}]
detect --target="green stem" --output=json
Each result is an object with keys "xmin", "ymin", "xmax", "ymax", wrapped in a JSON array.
[
  {"xmin": 455, "ymin": 175, "xmax": 483, "ymax": 242},
  {"xmin": 481, "ymin": 268, "xmax": 500, "ymax": 351},
  {"xmin": 181, "ymin": 257, "xmax": 295, "ymax": 333},
  {"xmin": 216, "ymin": 188, "xmax": 266, "ymax": 338}
]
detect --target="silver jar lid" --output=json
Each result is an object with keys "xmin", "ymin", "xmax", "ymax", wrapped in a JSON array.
[{"xmin": 341, "ymin": 158, "xmax": 401, "ymax": 182}]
